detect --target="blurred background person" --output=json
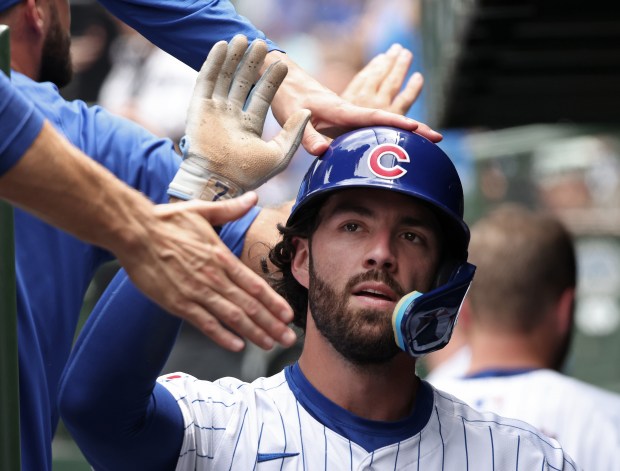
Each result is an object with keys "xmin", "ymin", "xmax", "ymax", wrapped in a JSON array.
[
  {"xmin": 428, "ymin": 204, "xmax": 620, "ymax": 470},
  {"xmin": 98, "ymin": 18, "xmax": 197, "ymax": 144}
]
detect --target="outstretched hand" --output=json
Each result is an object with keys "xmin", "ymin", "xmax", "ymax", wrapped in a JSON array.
[
  {"xmin": 168, "ymin": 35, "xmax": 311, "ymax": 202},
  {"xmin": 265, "ymin": 47, "xmax": 441, "ymax": 156},
  {"xmin": 341, "ymin": 44, "xmax": 423, "ymax": 116},
  {"xmin": 118, "ymin": 192, "xmax": 296, "ymax": 352}
]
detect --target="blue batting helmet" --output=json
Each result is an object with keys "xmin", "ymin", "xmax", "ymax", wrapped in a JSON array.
[
  {"xmin": 288, "ymin": 126, "xmax": 475, "ymax": 357},
  {"xmin": 0, "ymin": 0, "xmax": 20, "ymax": 12},
  {"xmin": 289, "ymin": 126, "xmax": 470, "ymax": 258}
]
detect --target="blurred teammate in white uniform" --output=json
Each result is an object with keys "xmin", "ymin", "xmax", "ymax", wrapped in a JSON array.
[
  {"xmin": 430, "ymin": 204, "xmax": 620, "ymax": 470},
  {"xmin": 59, "ymin": 39, "xmax": 578, "ymax": 470}
]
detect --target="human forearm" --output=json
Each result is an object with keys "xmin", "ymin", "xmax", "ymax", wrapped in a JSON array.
[
  {"xmin": 264, "ymin": 49, "xmax": 442, "ymax": 155},
  {"xmin": 1, "ymin": 58, "xmax": 153, "ymax": 247},
  {"xmin": 0, "ymin": 122, "xmax": 295, "ymax": 351},
  {"xmin": 241, "ymin": 201, "xmax": 293, "ymax": 275},
  {"xmin": 0, "ymin": 120, "xmax": 158, "ymax": 256}
]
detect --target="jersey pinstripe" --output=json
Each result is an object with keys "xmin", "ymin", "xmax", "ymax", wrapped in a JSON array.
[
  {"xmin": 430, "ymin": 369, "xmax": 620, "ymax": 470},
  {"xmin": 159, "ymin": 365, "xmax": 578, "ymax": 470}
]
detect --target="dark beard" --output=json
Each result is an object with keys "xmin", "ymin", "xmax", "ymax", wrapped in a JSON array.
[
  {"xmin": 308, "ymin": 262, "xmax": 404, "ymax": 366},
  {"xmin": 39, "ymin": 6, "xmax": 72, "ymax": 87}
]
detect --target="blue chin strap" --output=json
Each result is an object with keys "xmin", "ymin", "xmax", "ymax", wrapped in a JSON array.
[{"xmin": 392, "ymin": 263, "xmax": 476, "ymax": 358}]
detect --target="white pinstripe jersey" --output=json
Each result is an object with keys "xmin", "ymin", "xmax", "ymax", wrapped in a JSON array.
[
  {"xmin": 158, "ymin": 364, "xmax": 578, "ymax": 470},
  {"xmin": 430, "ymin": 369, "xmax": 620, "ymax": 471}
]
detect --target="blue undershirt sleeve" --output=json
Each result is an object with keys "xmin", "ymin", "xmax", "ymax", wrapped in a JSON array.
[
  {"xmin": 58, "ymin": 272, "xmax": 184, "ymax": 470},
  {"xmin": 96, "ymin": 0, "xmax": 282, "ymax": 71},
  {"xmin": 0, "ymin": 72, "xmax": 45, "ymax": 175}
]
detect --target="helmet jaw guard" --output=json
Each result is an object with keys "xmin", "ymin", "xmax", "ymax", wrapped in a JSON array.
[
  {"xmin": 289, "ymin": 126, "xmax": 475, "ymax": 357},
  {"xmin": 392, "ymin": 263, "xmax": 475, "ymax": 357}
]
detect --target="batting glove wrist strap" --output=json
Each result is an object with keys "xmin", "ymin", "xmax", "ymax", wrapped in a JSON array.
[{"xmin": 168, "ymin": 152, "xmax": 244, "ymax": 202}]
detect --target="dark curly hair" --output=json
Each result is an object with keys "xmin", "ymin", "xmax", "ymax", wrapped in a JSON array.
[{"xmin": 265, "ymin": 200, "xmax": 324, "ymax": 331}]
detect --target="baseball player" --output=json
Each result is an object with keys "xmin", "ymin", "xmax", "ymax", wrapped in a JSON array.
[
  {"xmin": 428, "ymin": 204, "xmax": 620, "ymax": 470},
  {"xmin": 59, "ymin": 38, "xmax": 578, "ymax": 470}
]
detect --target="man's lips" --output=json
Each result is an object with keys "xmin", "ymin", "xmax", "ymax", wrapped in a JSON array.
[{"xmin": 352, "ymin": 282, "xmax": 398, "ymax": 302}]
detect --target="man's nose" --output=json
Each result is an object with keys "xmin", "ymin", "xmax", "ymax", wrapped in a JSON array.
[{"xmin": 362, "ymin": 231, "xmax": 397, "ymax": 272}]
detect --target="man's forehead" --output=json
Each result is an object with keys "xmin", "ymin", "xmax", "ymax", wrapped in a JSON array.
[{"xmin": 319, "ymin": 188, "xmax": 440, "ymax": 224}]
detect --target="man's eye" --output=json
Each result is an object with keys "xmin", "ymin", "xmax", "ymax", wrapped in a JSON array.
[
  {"xmin": 403, "ymin": 232, "xmax": 420, "ymax": 242},
  {"xmin": 344, "ymin": 223, "xmax": 359, "ymax": 232}
]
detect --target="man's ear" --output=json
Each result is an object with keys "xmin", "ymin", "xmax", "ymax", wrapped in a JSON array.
[
  {"xmin": 291, "ymin": 236, "xmax": 310, "ymax": 289},
  {"xmin": 556, "ymin": 287, "xmax": 576, "ymax": 337},
  {"xmin": 23, "ymin": 0, "xmax": 45, "ymax": 34}
]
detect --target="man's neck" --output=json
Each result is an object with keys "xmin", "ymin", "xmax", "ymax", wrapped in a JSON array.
[
  {"xmin": 298, "ymin": 326, "xmax": 419, "ymax": 422},
  {"xmin": 10, "ymin": 37, "xmax": 41, "ymax": 80},
  {"xmin": 466, "ymin": 329, "xmax": 550, "ymax": 376}
]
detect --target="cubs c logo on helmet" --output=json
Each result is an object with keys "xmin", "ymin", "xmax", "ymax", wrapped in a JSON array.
[{"xmin": 367, "ymin": 144, "xmax": 410, "ymax": 179}]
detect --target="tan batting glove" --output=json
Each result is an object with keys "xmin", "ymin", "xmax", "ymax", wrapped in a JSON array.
[{"xmin": 168, "ymin": 35, "xmax": 311, "ymax": 202}]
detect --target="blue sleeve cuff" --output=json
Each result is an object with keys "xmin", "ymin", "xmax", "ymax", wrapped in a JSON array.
[
  {"xmin": 96, "ymin": 0, "xmax": 281, "ymax": 71},
  {"xmin": 220, "ymin": 206, "xmax": 261, "ymax": 257},
  {"xmin": 0, "ymin": 71, "xmax": 45, "ymax": 176}
]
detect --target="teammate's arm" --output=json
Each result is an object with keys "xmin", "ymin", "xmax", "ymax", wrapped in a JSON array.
[
  {"xmin": 94, "ymin": 0, "xmax": 441, "ymax": 152},
  {"xmin": 59, "ymin": 270, "xmax": 186, "ymax": 470},
  {"xmin": 264, "ymin": 44, "xmax": 435, "ymax": 155},
  {"xmin": 0, "ymin": 71, "xmax": 294, "ymax": 352}
]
